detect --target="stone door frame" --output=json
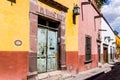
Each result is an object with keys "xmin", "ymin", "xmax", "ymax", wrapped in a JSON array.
[{"xmin": 28, "ymin": 0, "xmax": 68, "ymax": 78}]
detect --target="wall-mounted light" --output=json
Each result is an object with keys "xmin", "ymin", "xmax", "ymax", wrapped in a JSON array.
[
  {"xmin": 108, "ymin": 39, "xmax": 113, "ymax": 42},
  {"xmin": 104, "ymin": 36, "xmax": 110, "ymax": 41},
  {"xmin": 73, "ymin": 4, "xmax": 80, "ymax": 15},
  {"xmin": 73, "ymin": 4, "xmax": 80, "ymax": 24},
  {"xmin": 104, "ymin": 36, "xmax": 113, "ymax": 42},
  {"xmin": 14, "ymin": 40, "xmax": 22, "ymax": 46}
]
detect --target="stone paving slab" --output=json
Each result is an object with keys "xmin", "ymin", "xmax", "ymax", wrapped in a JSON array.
[{"xmin": 38, "ymin": 71, "xmax": 72, "ymax": 80}]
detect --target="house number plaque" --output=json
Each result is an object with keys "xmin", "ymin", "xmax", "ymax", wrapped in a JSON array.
[{"xmin": 14, "ymin": 40, "xmax": 22, "ymax": 46}]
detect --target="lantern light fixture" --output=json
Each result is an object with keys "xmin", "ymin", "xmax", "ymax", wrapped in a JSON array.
[
  {"xmin": 104, "ymin": 36, "xmax": 110, "ymax": 41},
  {"xmin": 73, "ymin": 4, "xmax": 80, "ymax": 15}
]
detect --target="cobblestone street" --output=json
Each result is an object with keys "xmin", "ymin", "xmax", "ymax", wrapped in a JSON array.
[{"xmin": 87, "ymin": 62, "xmax": 120, "ymax": 80}]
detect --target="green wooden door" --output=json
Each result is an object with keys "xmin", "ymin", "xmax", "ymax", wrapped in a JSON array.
[
  {"xmin": 47, "ymin": 30, "xmax": 58, "ymax": 71},
  {"xmin": 37, "ymin": 28, "xmax": 47, "ymax": 73},
  {"xmin": 37, "ymin": 27, "xmax": 58, "ymax": 73}
]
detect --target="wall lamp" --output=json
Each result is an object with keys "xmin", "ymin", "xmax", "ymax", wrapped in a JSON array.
[
  {"xmin": 73, "ymin": 4, "xmax": 80, "ymax": 15},
  {"xmin": 108, "ymin": 39, "xmax": 113, "ymax": 42},
  {"xmin": 104, "ymin": 36, "xmax": 113, "ymax": 42},
  {"xmin": 104, "ymin": 36, "xmax": 110, "ymax": 41},
  {"xmin": 73, "ymin": 4, "xmax": 80, "ymax": 24}
]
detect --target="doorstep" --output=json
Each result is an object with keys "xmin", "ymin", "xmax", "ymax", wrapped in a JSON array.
[{"xmin": 37, "ymin": 70, "xmax": 72, "ymax": 80}]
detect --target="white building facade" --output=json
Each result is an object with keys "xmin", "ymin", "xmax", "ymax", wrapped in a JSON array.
[{"xmin": 100, "ymin": 17, "xmax": 116, "ymax": 64}]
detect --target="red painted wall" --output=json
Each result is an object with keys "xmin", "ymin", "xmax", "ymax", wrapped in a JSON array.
[
  {"xmin": 78, "ymin": 54, "xmax": 98, "ymax": 72},
  {"xmin": 0, "ymin": 51, "xmax": 28, "ymax": 80},
  {"xmin": 66, "ymin": 51, "xmax": 79, "ymax": 74}
]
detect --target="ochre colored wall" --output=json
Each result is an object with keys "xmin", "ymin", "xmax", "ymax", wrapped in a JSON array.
[
  {"xmin": 0, "ymin": 0, "xmax": 29, "ymax": 51},
  {"xmin": 116, "ymin": 35, "xmax": 120, "ymax": 55},
  {"xmin": 54, "ymin": 0, "xmax": 79, "ymax": 51},
  {"xmin": 54, "ymin": 0, "xmax": 79, "ymax": 73},
  {"xmin": 38, "ymin": 2, "xmax": 61, "ymax": 14},
  {"xmin": 0, "ymin": 0, "xmax": 29, "ymax": 80},
  {"xmin": 38, "ymin": 0, "xmax": 79, "ymax": 51}
]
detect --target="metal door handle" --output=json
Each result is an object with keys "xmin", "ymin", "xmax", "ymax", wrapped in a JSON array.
[{"xmin": 37, "ymin": 56, "xmax": 46, "ymax": 59}]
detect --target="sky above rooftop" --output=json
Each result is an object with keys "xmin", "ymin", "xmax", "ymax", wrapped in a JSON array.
[{"xmin": 101, "ymin": 0, "xmax": 120, "ymax": 35}]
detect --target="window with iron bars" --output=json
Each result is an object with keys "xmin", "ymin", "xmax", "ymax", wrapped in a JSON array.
[{"xmin": 85, "ymin": 36, "xmax": 92, "ymax": 61}]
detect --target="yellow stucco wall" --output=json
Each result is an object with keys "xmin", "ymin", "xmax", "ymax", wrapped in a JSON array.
[
  {"xmin": 55, "ymin": 0, "xmax": 79, "ymax": 51},
  {"xmin": 116, "ymin": 35, "xmax": 120, "ymax": 54},
  {"xmin": 0, "ymin": 0, "xmax": 29, "ymax": 51},
  {"xmin": 38, "ymin": 0, "xmax": 79, "ymax": 51},
  {"xmin": 38, "ymin": 1, "xmax": 61, "ymax": 14}
]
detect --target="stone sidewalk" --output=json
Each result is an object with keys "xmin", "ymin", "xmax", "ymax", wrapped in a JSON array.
[{"xmin": 38, "ymin": 63, "xmax": 113, "ymax": 80}]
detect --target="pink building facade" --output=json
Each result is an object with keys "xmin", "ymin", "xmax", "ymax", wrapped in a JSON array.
[
  {"xmin": 66, "ymin": 0, "xmax": 101, "ymax": 73},
  {"xmin": 78, "ymin": 0, "xmax": 101, "ymax": 71}
]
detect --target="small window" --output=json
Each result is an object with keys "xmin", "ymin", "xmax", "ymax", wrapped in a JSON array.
[
  {"xmin": 38, "ymin": 18, "xmax": 47, "ymax": 26},
  {"xmin": 85, "ymin": 36, "xmax": 91, "ymax": 61},
  {"xmin": 48, "ymin": 21, "xmax": 58, "ymax": 28},
  {"xmin": 38, "ymin": 17, "xmax": 59, "ymax": 29}
]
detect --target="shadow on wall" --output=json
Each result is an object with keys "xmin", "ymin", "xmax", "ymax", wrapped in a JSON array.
[{"xmin": 7, "ymin": 0, "xmax": 16, "ymax": 5}]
